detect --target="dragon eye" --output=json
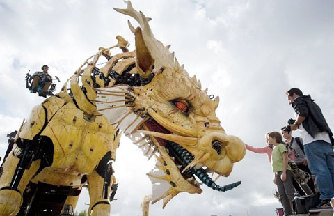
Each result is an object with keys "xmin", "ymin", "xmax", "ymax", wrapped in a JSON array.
[{"xmin": 172, "ymin": 100, "xmax": 190, "ymax": 114}]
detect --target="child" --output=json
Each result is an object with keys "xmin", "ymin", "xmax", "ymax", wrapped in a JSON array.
[
  {"xmin": 281, "ymin": 126, "xmax": 315, "ymax": 196},
  {"xmin": 268, "ymin": 131, "xmax": 295, "ymax": 215}
]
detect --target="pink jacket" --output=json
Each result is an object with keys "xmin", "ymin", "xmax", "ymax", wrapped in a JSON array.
[{"xmin": 245, "ymin": 144, "xmax": 273, "ymax": 163}]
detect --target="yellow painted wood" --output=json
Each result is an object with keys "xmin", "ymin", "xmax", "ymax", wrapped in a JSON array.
[
  {"xmin": 31, "ymin": 168, "xmax": 83, "ymax": 186},
  {"xmin": 0, "ymin": 149, "xmax": 20, "ymax": 189},
  {"xmin": 63, "ymin": 195, "xmax": 80, "ymax": 212},
  {"xmin": 17, "ymin": 160, "xmax": 41, "ymax": 193},
  {"xmin": 82, "ymin": 65, "xmax": 98, "ymax": 101},
  {"xmin": 100, "ymin": 52, "xmax": 135, "ymax": 77},
  {"xmin": 0, "ymin": 189, "xmax": 22, "ymax": 215},
  {"xmin": 58, "ymin": 85, "xmax": 73, "ymax": 103},
  {"xmin": 70, "ymin": 75, "xmax": 97, "ymax": 114},
  {"xmin": 87, "ymin": 171, "xmax": 111, "ymax": 215},
  {"xmin": 112, "ymin": 58, "xmax": 136, "ymax": 75},
  {"xmin": 19, "ymin": 105, "xmax": 46, "ymax": 140},
  {"xmin": 39, "ymin": 102, "xmax": 115, "ymax": 174},
  {"xmin": 94, "ymin": 75, "xmax": 105, "ymax": 88},
  {"xmin": 42, "ymin": 96, "xmax": 66, "ymax": 121}
]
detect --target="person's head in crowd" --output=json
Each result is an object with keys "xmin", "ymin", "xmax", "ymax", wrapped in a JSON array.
[
  {"xmin": 267, "ymin": 131, "xmax": 283, "ymax": 147},
  {"xmin": 41, "ymin": 65, "xmax": 49, "ymax": 73},
  {"xmin": 281, "ymin": 126, "xmax": 292, "ymax": 141},
  {"xmin": 286, "ymin": 88, "xmax": 303, "ymax": 105},
  {"xmin": 265, "ymin": 132, "xmax": 274, "ymax": 148}
]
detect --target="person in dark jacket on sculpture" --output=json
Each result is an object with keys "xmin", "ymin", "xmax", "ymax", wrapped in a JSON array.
[{"xmin": 286, "ymin": 88, "xmax": 334, "ymax": 210}]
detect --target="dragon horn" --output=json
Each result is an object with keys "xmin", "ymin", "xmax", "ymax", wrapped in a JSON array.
[{"xmin": 114, "ymin": 1, "xmax": 179, "ymax": 72}]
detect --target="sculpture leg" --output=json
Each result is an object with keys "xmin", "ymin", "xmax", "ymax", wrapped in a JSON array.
[
  {"xmin": 141, "ymin": 195, "xmax": 152, "ymax": 216},
  {"xmin": 61, "ymin": 195, "xmax": 80, "ymax": 216},
  {"xmin": 0, "ymin": 150, "xmax": 22, "ymax": 216},
  {"xmin": 0, "ymin": 136, "xmax": 53, "ymax": 215},
  {"xmin": 87, "ymin": 152, "xmax": 114, "ymax": 216},
  {"xmin": 0, "ymin": 145, "xmax": 41, "ymax": 216},
  {"xmin": 0, "ymin": 100, "xmax": 53, "ymax": 215}
]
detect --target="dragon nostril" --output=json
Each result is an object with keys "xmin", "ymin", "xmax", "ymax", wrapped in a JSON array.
[{"xmin": 212, "ymin": 140, "xmax": 222, "ymax": 155}]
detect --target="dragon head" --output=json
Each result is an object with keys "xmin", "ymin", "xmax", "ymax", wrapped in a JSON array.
[{"xmin": 95, "ymin": 1, "xmax": 245, "ymax": 207}]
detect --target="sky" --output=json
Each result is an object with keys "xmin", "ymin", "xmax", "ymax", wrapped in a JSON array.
[{"xmin": 0, "ymin": 0, "xmax": 333, "ymax": 215}]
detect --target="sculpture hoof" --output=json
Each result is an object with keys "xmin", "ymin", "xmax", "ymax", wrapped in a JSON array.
[
  {"xmin": 0, "ymin": 189, "xmax": 22, "ymax": 216},
  {"xmin": 89, "ymin": 202, "xmax": 110, "ymax": 216}
]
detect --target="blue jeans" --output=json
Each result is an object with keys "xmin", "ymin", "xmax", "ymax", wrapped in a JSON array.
[{"xmin": 304, "ymin": 140, "xmax": 334, "ymax": 200}]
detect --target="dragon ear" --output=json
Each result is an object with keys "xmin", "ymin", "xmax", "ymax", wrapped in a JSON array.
[{"xmin": 135, "ymin": 27, "xmax": 154, "ymax": 77}]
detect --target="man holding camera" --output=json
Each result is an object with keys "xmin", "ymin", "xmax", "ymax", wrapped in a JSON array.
[{"xmin": 286, "ymin": 88, "xmax": 334, "ymax": 210}]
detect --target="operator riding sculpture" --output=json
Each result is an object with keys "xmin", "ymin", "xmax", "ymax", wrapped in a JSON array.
[{"xmin": 0, "ymin": 2, "xmax": 245, "ymax": 215}]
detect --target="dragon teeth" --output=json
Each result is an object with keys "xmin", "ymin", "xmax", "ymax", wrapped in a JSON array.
[
  {"xmin": 186, "ymin": 177, "xmax": 202, "ymax": 187},
  {"xmin": 206, "ymin": 168, "xmax": 214, "ymax": 173},
  {"xmin": 194, "ymin": 164, "xmax": 203, "ymax": 169},
  {"xmin": 193, "ymin": 178, "xmax": 201, "ymax": 186},
  {"xmin": 145, "ymin": 146, "xmax": 154, "ymax": 157},
  {"xmin": 148, "ymin": 148, "xmax": 158, "ymax": 159},
  {"xmin": 186, "ymin": 177, "xmax": 193, "ymax": 182},
  {"xmin": 148, "ymin": 169, "xmax": 171, "ymax": 202},
  {"xmin": 150, "ymin": 168, "xmax": 165, "ymax": 177}
]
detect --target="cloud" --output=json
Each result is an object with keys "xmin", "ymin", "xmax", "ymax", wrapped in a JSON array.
[{"xmin": 0, "ymin": 0, "xmax": 333, "ymax": 215}]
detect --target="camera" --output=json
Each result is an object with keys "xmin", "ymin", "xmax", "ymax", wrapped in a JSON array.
[
  {"xmin": 282, "ymin": 118, "xmax": 296, "ymax": 133},
  {"xmin": 287, "ymin": 118, "xmax": 296, "ymax": 125}
]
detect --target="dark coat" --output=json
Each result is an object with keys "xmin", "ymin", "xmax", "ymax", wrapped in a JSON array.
[{"xmin": 292, "ymin": 95, "xmax": 334, "ymax": 145}]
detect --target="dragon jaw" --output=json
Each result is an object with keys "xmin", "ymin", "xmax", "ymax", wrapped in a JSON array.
[{"xmin": 139, "ymin": 116, "xmax": 244, "ymax": 207}]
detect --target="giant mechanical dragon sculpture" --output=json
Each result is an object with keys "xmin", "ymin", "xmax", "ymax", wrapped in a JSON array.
[{"xmin": 0, "ymin": 2, "xmax": 245, "ymax": 215}]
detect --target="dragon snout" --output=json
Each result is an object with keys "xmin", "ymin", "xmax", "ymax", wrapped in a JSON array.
[
  {"xmin": 200, "ymin": 132, "xmax": 245, "ymax": 162},
  {"xmin": 196, "ymin": 132, "xmax": 245, "ymax": 177}
]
